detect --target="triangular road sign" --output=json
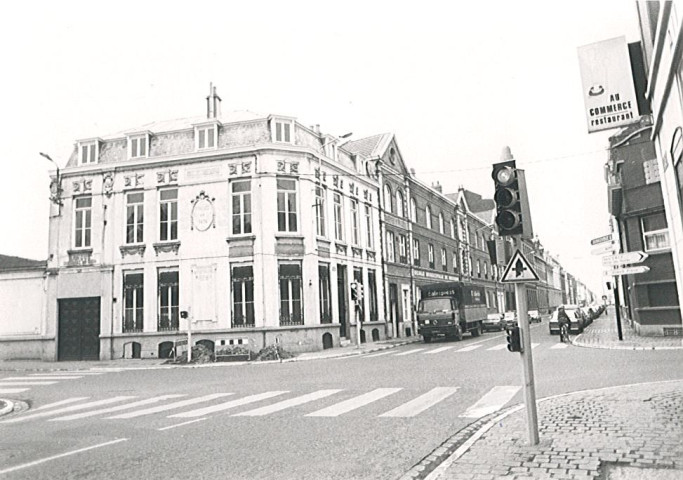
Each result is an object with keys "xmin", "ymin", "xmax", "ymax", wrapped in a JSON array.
[{"xmin": 501, "ymin": 249, "xmax": 539, "ymax": 283}]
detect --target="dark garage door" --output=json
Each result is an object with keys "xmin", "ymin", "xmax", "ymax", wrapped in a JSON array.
[{"xmin": 58, "ymin": 297, "xmax": 101, "ymax": 361}]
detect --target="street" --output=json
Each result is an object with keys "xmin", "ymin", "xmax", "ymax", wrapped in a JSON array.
[{"xmin": 1, "ymin": 313, "xmax": 682, "ymax": 480}]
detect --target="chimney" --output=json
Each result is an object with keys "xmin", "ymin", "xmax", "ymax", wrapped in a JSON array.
[
  {"xmin": 432, "ymin": 181, "xmax": 442, "ymax": 193},
  {"xmin": 206, "ymin": 83, "xmax": 222, "ymax": 119},
  {"xmin": 315, "ymin": 124, "xmax": 321, "ymax": 135},
  {"xmin": 410, "ymin": 168, "xmax": 416, "ymax": 176}
]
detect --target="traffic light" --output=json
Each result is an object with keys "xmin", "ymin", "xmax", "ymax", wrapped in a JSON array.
[
  {"xmin": 351, "ymin": 281, "xmax": 364, "ymax": 303},
  {"xmin": 492, "ymin": 160, "xmax": 522, "ymax": 236},
  {"xmin": 506, "ymin": 326, "xmax": 522, "ymax": 353}
]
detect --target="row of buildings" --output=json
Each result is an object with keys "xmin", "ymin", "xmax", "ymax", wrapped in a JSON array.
[
  {"xmin": 0, "ymin": 88, "xmax": 595, "ymax": 361},
  {"xmin": 600, "ymin": 1, "xmax": 682, "ymax": 337}
]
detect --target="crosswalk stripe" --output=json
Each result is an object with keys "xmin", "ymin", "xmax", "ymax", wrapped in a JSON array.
[
  {"xmin": 169, "ymin": 391, "xmax": 289, "ymax": 418},
  {"xmin": 106, "ymin": 393, "xmax": 233, "ymax": 419},
  {"xmin": 394, "ymin": 349, "xmax": 426, "ymax": 356},
  {"xmin": 459, "ymin": 386, "xmax": 521, "ymax": 418},
  {"xmin": 550, "ymin": 343, "xmax": 569, "ymax": 349},
  {"xmin": 306, "ymin": 388, "xmax": 403, "ymax": 417},
  {"xmin": 50, "ymin": 395, "xmax": 187, "ymax": 421},
  {"xmin": 456, "ymin": 345, "xmax": 482, "ymax": 352},
  {"xmin": 424, "ymin": 346, "xmax": 455, "ymax": 354},
  {"xmin": 28, "ymin": 372, "xmax": 104, "ymax": 376},
  {"xmin": 233, "ymin": 390, "xmax": 342, "ymax": 417},
  {"xmin": 3, "ymin": 376, "xmax": 82, "ymax": 381},
  {"xmin": 0, "ymin": 381, "xmax": 58, "ymax": 386},
  {"xmin": 487, "ymin": 344, "xmax": 508, "ymax": 351},
  {"xmin": 379, "ymin": 387, "xmax": 459, "ymax": 417},
  {"xmin": 0, "ymin": 396, "xmax": 137, "ymax": 424},
  {"xmin": 31, "ymin": 398, "xmax": 91, "ymax": 412},
  {"xmin": 0, "ymin": 388, "xmax": 30, "ymax": 394},
  {"xmin": 365, "ymin": 351, "xmax": 394, "ymax": 358}
]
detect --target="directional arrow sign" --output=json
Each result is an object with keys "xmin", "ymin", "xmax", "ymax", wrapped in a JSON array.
[
  {"xmin": 609, "ymin": 265, "xmax": 650, "ymax": 276},
  {"xmin": 602, "ymin": 251, "xmax": 649, "ymax": 267}
]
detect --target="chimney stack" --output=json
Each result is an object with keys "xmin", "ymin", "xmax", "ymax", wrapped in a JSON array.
[
  {"xmin": 206, "ymin": 83, "xmax": 222, "ymax": 119},
  {"xmin": 432, "ymin": 181, "xmax": 442, "ymax": 193}
]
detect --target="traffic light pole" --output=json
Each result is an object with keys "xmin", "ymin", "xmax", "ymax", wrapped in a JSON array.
[{"xmin": 514, "ymin": 280, "xmax": 539, "ymax": 445}]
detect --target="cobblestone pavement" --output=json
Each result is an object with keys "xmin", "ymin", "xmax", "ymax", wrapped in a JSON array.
[{"xmin": 418, "ymin": 380, "xmax": 683, "ymax": 480}]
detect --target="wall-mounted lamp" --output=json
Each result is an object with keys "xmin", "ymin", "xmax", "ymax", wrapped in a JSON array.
[{"xmin": 39, "ymin": 152, "xmax": 63, "ymax": 206}]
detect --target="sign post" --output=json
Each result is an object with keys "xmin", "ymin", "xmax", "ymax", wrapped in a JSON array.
[
  {"xmin": 603, "ymin": 250, "xmax": 649, "ymax": 341},
  {"xmin": 501, "ymin": 247, "xmax": 540, "ymax": 445}
]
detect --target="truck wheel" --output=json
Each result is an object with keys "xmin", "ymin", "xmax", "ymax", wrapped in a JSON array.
[
  {"xmin": 423, "ymin": 336, "xmax": 432, "ymax": 343},
  {"xmin": 455, "ymin": 326, "xmax": 463, "ymax": 341},
  {"xmin": 471, "ymin": 323, "xmax": 482, "ymax": 337}
]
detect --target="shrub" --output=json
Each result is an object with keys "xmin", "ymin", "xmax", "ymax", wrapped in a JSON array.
[
  {"xmin": 164, "ymin": 344, "xmax": 213, "ymax": 364},
  {"xmin": 255, "ymin": 344, "xmax": 296, "ymax": 361}
]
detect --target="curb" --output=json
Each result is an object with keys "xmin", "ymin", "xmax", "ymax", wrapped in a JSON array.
[
  {"xmin": 572, "ymin": 338, "xmax": 683, "ymax": 350},
  {"xmin": 0, "ymin": 399, "xmax": 14, "ymax": 417}
]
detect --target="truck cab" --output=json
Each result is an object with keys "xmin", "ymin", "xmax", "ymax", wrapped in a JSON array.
[{"xmin": 416, "ymin": 282, "xmax": 485, "ymax": 343}]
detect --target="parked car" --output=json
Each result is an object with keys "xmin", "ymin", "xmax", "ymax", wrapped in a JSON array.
[
  {"xmin": 503, "ymin": 311, "xmax": 517, "ymax": 328},
  {"xmin": 527, "ymin": 310, "xmax": 542, "ymax": 323},
  {"xmin": 549, "ymin": 304, "xmax": 586, "ymax": 335},
  {"xmin": 483, "ymin": 313, "xmax": 505, "ymax": 331}
]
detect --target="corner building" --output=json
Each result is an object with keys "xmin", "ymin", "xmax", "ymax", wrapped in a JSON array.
[{"xmin": 46, "ymin": 92, "xmax": 384, "ymax": 360}]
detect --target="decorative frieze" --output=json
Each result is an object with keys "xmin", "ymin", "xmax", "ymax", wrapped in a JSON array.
[
  {"xmin": 277, "ymin": 160, "xmax": 299, "ymax": 175},
  {"xmin": 124, "ymin": 173, "xmax": 144, "ymax": 189},
  {"xmin": 102, "ymin": 172, "xmax": 114, "ymax": 197},
  {"xmin": 67, "ymin": 249, "xmax": 93, "ymax": 266},
  {"xmin": 352, "ymin": 247, "xmax": 363, "ymax": 258},
  {"xmin": 119, "ymin": 244, "xmax": 146, "ymax": 258},
  {"xmin": 153, "ymin": 241, "xmax": 181, "ymax": 256},
  {"xmin": 335, "ymin": 243, "xmax": 348, "ymax": 255},
  {"xmin": 157, "ymin": 169, "xmax": 178, "ymax": 185},
  {"xmin": 72, "ymin": 179, "xmax": 92, "ymax": 194}
]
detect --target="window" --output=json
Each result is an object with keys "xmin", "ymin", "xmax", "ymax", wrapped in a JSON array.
[
  {"xmin": 477, "ymin": 259, "xmax": 481, "ymax": 277},
  {"xmin": 365, "ymin": 204, "xmax": 374, "ymax": 249},
  {"xmin": 123, "ymin": 271, "xmax": 144, "ymax": 333},
  {"xmin": 319, "ymin": 264, "xmax": 332, "ymax": 324},
  {"xmin": 641, "ymin": 212, "xmax": 670, "ymax": 252},
  {"xmin": 396, "ymin": 190, "xmax": 405, "ymax": 217},
  {"xmin": 279, "ymin": 263, "xmax": 303, "ymax": 325},
  {"xmin": 441, "ymin": 248, "xmax": 447, "ymax": 271},
  {"xmin": 277, "ymin": 178, "xmax": 298, "ymax": 232},
  {"xmin": 350, "ymin": 199, "xmax": 360, "ymax": 245},
  {"xmin": 231, "ymin": 180, "xmax": 252, "ymax": 235},
  {"xmin": 410, "ymin": 197, "xmax": 417, "ymax": 222},
  {"xmin": 315, "ymin": 186, "xmax": 326, "ymax": 237},
  {"xmin": 484, "ymin": 262, "xmax": 489, "ymax": 279},
  {"xmin": 384, "ymin": 184, "xmax": 393, "ymax": 214},
  {"xmin": 74, "ymin": 196, "xmax": 92, "ymax": 248},
  {"xmin": 126, "ymin": 192, "xmax": 144, "ymax": 244},
  {"xmin": 232, "ymin": 265, "xmax": 254, "ymax": 327},
  {"xmin": 453, "ymin": 251, "xmax": 458, "ymax": 273},
  {"xmin": 451, "ymin": 219, "xmax": 456, "ymax": 238},
  {"xmin": 196, "ymin": 125, "xmax": 217, "ymax": 150},
  {"xmin": 79, "ymin": 141, "xmax": 98, "ymax": 165},
  {"xmin": 398, "ymin": 234, "xmax": 407, "ymax": 263},
  {"xmin": 428, "ymin": 244, "xmax": 435, "ymax": 269},
  {"xmin": 439, "ymin": 213, "xmax": 444, "ymax": 234},
  {"xmin": 426, "ymin": 206, "xmax": 432, "ymax": 229},
  {"xmin": 129, "ymin": 135, "xmax": 148, "ymax": 159},
  {"xmin": 158, "ymin": 269, "xmax": 179, "ymax": 331},
  {"xmin": 159, "ymin": 188, "xmax": 178, "ymax": 241},
  {"xmin": 273, "ymin": 120, "xmax": 292, "ymax": 143},
  {"xmin": 387, "ymin": 231, "xmax": 396, "ymax": 262},
  {"xmin": 333, "ymin": 193, "xmax": 344, "ymax": 241},
  {"xmin": 413, "ymin": 238, "xmax": 420, "ymax": 267},
  {"xmin": 368, "ymin": 270, "xmax": 378, "ymax": 322}
]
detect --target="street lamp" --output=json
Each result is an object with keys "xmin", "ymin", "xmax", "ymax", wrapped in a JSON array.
[{"xmin": 39, "ymin": 152, "xmax": 63, "ymax": 206}]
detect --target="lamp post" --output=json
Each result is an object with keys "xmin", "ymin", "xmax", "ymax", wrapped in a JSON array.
[{"xmin": 39, "ymin": 152, "xmax": 63, "ymax": 207}]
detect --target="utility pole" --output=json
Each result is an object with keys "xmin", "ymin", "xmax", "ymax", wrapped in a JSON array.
[{"xmin": 514, "ymin": 275, "xmax": 539, "ymax": 445}]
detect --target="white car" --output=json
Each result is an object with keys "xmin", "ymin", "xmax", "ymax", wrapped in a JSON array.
[{"xmin": 483, "ymin": 313, "xmax": 505, "ymax": 331}]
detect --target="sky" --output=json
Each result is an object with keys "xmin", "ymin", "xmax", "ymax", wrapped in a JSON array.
[{"xmin": 0, "ymin": 0, "xmax": 642, "ymax": 295}]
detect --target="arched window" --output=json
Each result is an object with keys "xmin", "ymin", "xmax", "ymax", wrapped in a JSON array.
[
  {"xmin": 410, "ymin": 197, "xmax": 417, "ymax": 222},
  {"xmin": 384, "ymin": 184, "xmax": 393, "ymax": 214},
  {"xmin": 396, "ymin": 190, "xmax": 405, "ymax": 217},
  {"xmin": 438, "ymin": 213, "xmax": 444, "ymax": 234},
  {"xmin": 425, "ymin": 206, "xmax": 432, "ymax": 229}
]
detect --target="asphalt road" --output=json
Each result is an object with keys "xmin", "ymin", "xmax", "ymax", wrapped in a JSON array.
[{"xmin": 1, "ymin": 319, "xmax": 682, "ymax": 480}]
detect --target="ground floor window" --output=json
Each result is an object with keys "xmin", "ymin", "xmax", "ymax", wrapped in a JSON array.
[
  {"xmin": 368, "ymin": 269, "xmax": 378, "ymax": 322},
  {"xmin": 123, "ymin": 271, "xmax": 144, "ymax": 332},
  {"xmin": 232, "ymin": 265, "xmax": 255, "ymax": 327},
  {"xmin": 279, "ymin": 262, "xmax": 303, "ymax": 325},
  {"xmin": 158, "ymin": 268, "xmax": 179, "ymax": 331},
  {"xmin": 319, "ymin": 263, "xmax": 332, "ymax": 324}
]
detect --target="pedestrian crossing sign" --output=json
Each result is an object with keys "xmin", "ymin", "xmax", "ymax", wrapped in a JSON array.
[{"xmin": 501, "ymin": 249, "xmax": 539, "ymax": 283}]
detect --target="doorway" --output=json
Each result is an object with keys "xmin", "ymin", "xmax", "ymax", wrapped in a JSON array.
[
  {"xmin": 58, "ymin": 297, "xmax": 101, "ymax": 361},
  {"xmin": 389, "ymin": 283, "xmax": 400, "ymax": 338},
  {"xmin": 337, "ymin": 265, "xmax": 348, "ymax": 338}
]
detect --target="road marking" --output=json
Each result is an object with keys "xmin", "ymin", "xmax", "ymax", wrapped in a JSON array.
[
  {"xmin": 459, "ymin": 386, "xmax": 521, "ymax": 418},
  {"xmin": 364, "ymin": 351, "xmax": 393, "ymax": 358},
  {"xmin": 379, "ymin": 387, "xmax": 459, "ymax": 417},
  {"xmin": 531, "ymin": 343, "xmax": 540, "ymax": 349},
  {"xmin": 2, "ymin": 376, "xmax": 82, "ymax": 381},
  {"xmin": 158, "ymin": 418, "xmax": 207, "ymax": 431},
  {"xmin": 50, "ymin": 395, "xmax": 187, "ymax": 421},
  {"xmin": 233, "ymin": 389, "xmax": 342, "ymax": 416},
  {"xmin": 456, "ymin": 345, "xmax": 482, "ymax": 352},
  {"xmin": 31, "ymin": 398, "xmax": 92, "ymax": 411},
  {"xmin": 0, "ymin": 396, "xmax": 137, "ymax": 424},
  {"xmin": 0, "ymin": 388, "xmax": 30, "ymax": 394},
  {"xmin": 107, "ymin": 393, "xmax": 233, "ymax": 419},
  {"xmin": 306, "ymin": 388, "xmax": 402, "ymax": 417},
  {"xmin": 550, "ymin": 343, "xmax": 569, "ymax": 349},
  {"xmin": 487, "ymin": 344, "xmax": 508, "ymax": 351},
  {"xmin": 169, "ymin": 391, "xmax": 289, "ymax": 418},
  {"xmin": 28, "ymin": 372, "xmax": 104, "ymax": 376},
  {"xmin": 0, "ymin": 381, "xmax": 58, "ymax": 386},
  {"xmin": 424, "ymin": 346, "xmax": 455, "ymax": 354},
  {"xmin": 0, "ymin": 438, "xmax": 128, "ymax": 475},
  {"xmin": 394, "ymin": 349, "xmax": 426, "ymax": 356}
]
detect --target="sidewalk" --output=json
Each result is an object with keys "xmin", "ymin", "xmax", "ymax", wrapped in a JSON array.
[{"xmin": 400, "ymin": 307, "xmax": 683, "ymax": 480}]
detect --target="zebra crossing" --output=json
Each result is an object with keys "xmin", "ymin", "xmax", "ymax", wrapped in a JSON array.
[
  {"xmin": 0, "ymin": 385, "xmax": 522, "ymax": 426},
  {"xmin": 0, "ymin": 371, "xmax": 110, "ymax": 395},
  {"xmin": 375, "ymin": 341, "xmax": 571, "ymax": 357}
]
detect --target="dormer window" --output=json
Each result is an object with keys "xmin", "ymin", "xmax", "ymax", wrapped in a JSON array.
[
  {"xmin": 78, "ymin": 139, "xmax": 100, "ymax": 165},
  {"xmin": 271, "ymin": 117, "xmax": 295, "ymax": 144},
  {"xmin": 128, "ymin": 133, "xmax": 150, "ymax": 159},
  {"xmin": 195, "ymin": 124, "xmax": 218, "ymax": 150}
]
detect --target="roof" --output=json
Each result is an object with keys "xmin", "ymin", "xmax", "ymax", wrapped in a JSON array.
[
  {"xmin": 0, "ymin": 254, "xmax": 46, "ymax": 271},
  {"xmin": 342, "ymin": 133, "xmax": 392, "ymax": 158},
  {"xmin": 462, "ymin": 189, "xmax": 495, "ymax": 213}
]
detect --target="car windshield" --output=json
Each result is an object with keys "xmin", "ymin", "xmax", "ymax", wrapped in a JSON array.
[{"xmin": 419, "ymin": 298, "xmax": 453, "ymax": 312}]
